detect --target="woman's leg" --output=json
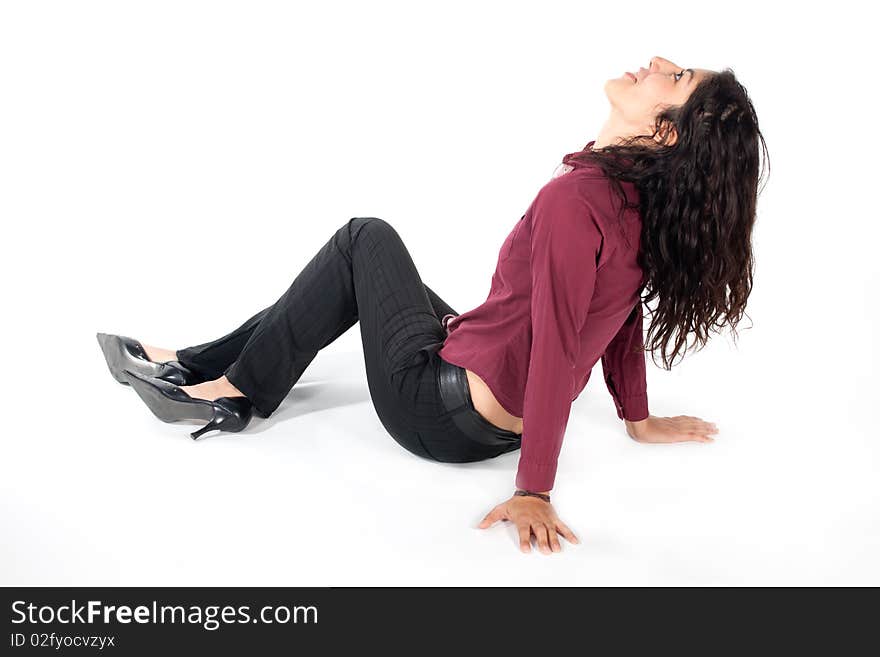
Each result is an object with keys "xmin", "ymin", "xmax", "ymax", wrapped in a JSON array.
[
  {"xmin": 175, "ymin": 307, "xmax": 270, "ymax": 380},
  {"xmin": 197, "ymin": 217, "xmax": 453, "ymax": 437},
  {"xmin": 175, "ymin": 287, "xmax": 456, "ymax": 382},
  {"xmin": 424, "ymin": 284, "xmax": 458, "ymax": 321}
]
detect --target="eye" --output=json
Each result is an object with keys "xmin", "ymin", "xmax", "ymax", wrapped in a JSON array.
[{"xmin": 673, "ymin": 69, "xmax": 685, "ymax": 82}]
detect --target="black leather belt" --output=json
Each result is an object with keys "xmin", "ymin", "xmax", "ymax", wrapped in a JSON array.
[{"xmin": 437, "ymin": 356, "xmax": 522, "ymax": 448}]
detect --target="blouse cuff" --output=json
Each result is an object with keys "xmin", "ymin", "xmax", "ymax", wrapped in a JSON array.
[
  {"xmin": 617, "ymin": 391, "xmax": 649, "ymax": 422},
  {"xmin": 515, "ymin": 459, "xmax": 557, "ymax": 493}
]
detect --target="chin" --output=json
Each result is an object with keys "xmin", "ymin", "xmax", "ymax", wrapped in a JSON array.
[
  {"xmin": 602, "ymin": 78, "xmax": 614, "ymax": 99},
  {"xmin": 604, "ymin": 75, "xmax": 628, "ymax": 93},
  {"xmin": 602, "ymin": 78, "xmax": 625, "ymax": 104}
]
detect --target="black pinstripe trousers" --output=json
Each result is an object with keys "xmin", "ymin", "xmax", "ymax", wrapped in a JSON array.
[{"xmin": 177, "ymin": 216, "xmax": 520, "ymax": 463}]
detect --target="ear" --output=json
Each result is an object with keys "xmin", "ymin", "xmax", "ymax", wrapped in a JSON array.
[{"xmin": 653, "ymin": 119, "xmax": 678, "ymax": 147}]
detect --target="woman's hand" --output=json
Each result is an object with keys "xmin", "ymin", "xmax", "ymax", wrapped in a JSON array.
[
  {"xmin": 478, "ymin": 494, "xmax": 579, "ymax": 554},
  {"xmin": 624, "ymin": 414, "xmax": 718, "ymax": 444}
]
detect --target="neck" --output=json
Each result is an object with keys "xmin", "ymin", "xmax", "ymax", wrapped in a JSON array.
[{"xmin": 593, "ymin": 109, "xmax": 649, "ymax": 150}]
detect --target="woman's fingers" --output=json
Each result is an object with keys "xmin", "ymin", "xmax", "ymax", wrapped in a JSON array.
[
  {"xmin": 556, "ymin": 520, "xmax": 579, "ymax": 544},
  {"xmin": 691, "ymin": 417, "xmax": 718, "ymax": 432},
  {"xmin": 515, "ymin": 521, "xmax": 554, "ymax": 553},
  {"xmin": 478, "ymin": 505, "xmax": 504, "ymax": 529},
  {"xmin": 547, "ymin": 526, "xmax": 563, "ymax": 553},
  {"xmin": 630, "ymin": 415, "xmax": 719, "ymax": 444},
  {"xmin": 479, "ymin": 497, "xmax": 581, "ymax": 554},
  {"xmin": 518, "ymin": 524, "xmax": 533, "ymax": 553},
  {"xmin": 674, "ymin": 418, "xmax": 718, "ymax": 436},
  {"xmin": 693, "ymin": 421, "xmax": 718, "ymax": 439},
  {"xmin": 528, "ymin": 520, "xmax": 574, "ymax": 553},
  {"xmin": 534, "ymin": 524, "xmax": 553, "ymax": 554}
]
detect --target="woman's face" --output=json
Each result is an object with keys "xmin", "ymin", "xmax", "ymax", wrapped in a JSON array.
[{"xmin": 605, "ymin": 56, "xmax": 714, "ymax": 137}]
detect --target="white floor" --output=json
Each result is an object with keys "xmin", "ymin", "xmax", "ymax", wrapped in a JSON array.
[{"xmin": 2, "ymin": 326, "xmax": 877, "ymax": 586}]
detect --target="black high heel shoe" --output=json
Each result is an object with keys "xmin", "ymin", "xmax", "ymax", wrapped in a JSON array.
[
  {"xmin": 97, "ymin": 333, "xmax": 204, "ymax": 387},
  {"xmin": 123, "ymin": 370, "xmax": 254, "ymax": 440}
]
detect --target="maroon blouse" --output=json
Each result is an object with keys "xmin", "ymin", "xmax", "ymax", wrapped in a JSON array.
[{"xmin": 437, "ymin": 141, "xmax": 649, "ymax": 492}]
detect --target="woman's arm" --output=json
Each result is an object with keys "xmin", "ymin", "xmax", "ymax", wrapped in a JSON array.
[
  {"xmin": 481, "ymin": 181, "xmax": 600, "ymax": 554},
  {"xmin": 601, "ymin": 301, "xmax": 650, "ymax": 422},
  {"xmin": 604, "ymin": 303, "xmax": 718, "ymax": 443},
  {"xmin": 514, "ymin": 186, "xmax": 603, "ymax": 494}
]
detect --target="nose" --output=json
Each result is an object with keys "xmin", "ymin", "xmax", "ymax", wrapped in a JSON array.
[
  {"xmin": 638, "ymin": 57, "xmax": 659, "ymax": 78},
  {"xmin": 638, "ymin": 56, "xmax": 676, "ymax": 80},
  {"xmin": 651, "ymin": 56, "xmax": 681, "ymax": 71}
]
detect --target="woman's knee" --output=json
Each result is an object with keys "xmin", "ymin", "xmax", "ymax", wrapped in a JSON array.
[{"xmin": 348, "ymin": 216, "xmax": 398, "ymax": 244}]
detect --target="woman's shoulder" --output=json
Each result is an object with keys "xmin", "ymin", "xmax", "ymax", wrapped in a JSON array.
[
  {"xmin": 533, "ymin": 163, "xmax": 641, "ymax": 253},
  {"xmin": 542, "ymin": 163, "xmax": 637, "ymax": 213},
  {"xmin": 555, "ymin": 159, "xmax": 635, "ymax": 189}
]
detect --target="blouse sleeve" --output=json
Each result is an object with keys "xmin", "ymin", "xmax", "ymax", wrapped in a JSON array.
[
  {"xmin": 601, "ymin": 301, "xmax": 650, "ymax": 421},
  {"xmin": 515, "ymin": 184, "xmax": 603, "ymax": 493}
]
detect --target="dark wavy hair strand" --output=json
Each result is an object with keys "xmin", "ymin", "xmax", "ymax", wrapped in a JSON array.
[{"xmin": 564, "ymin": 68, "xmax": 770, "ymax": 369}]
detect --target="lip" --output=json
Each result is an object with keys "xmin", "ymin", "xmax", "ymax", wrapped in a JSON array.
[{"xmin": 625, "ymin": 72, "xmax": 637, "ymax": 82}]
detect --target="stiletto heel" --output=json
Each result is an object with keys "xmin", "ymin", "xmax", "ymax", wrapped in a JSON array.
[
  {"xmin": 124, "ymin": 370, "xmax": 254, "ymax": 438},
  {"xmin": 97, "ymin": 333, "xmax": 204, "ymax": 386},
  {"xmin": 190, "ymin": 398, "xmax": 254, "ymax": 440},
  {"xmin": 190, "ymin": 422, "xmax": 218, "ymax": 440}
]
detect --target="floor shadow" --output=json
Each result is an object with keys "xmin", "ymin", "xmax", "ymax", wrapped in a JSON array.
[{"xmin": 245, "ymin": 379, "xmax": 371, "ymax": 435}]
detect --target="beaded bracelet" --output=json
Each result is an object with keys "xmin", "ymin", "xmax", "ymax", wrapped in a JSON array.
[{"xmin": 514, "ymin": 489, "xmax": 551, "ymax": 503}]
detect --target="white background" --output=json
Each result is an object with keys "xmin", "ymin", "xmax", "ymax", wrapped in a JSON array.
[{"xmin": 1, "ymin": 0, "xmax": 877, "ymax": 585}]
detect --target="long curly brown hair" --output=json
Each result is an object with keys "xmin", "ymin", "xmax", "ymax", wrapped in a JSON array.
[{"xmin": 564, "ymin": 68, "xmax": 769, "ymax": 369}]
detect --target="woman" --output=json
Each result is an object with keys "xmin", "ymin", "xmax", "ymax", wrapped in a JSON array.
[{"xmin": 98, "ymin": 56, "xmax": 768, "ymax": 555}]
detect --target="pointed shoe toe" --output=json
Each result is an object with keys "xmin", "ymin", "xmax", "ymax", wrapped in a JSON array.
[{"xmin": 97, "ymin": 333, "xmax": 204, "ymax": 386}]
